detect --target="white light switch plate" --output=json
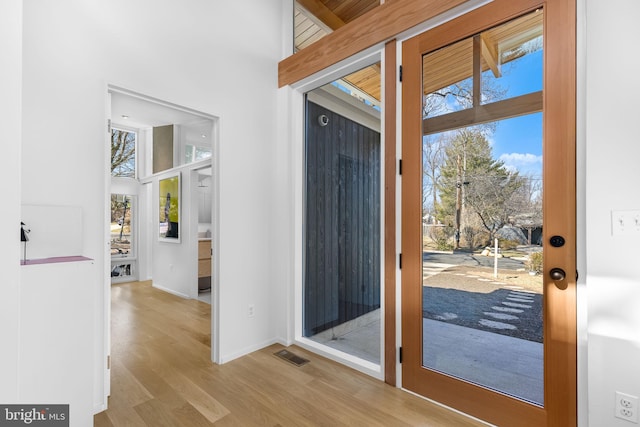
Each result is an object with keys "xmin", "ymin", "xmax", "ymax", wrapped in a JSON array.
[{"xmin": 612, "ymin": 210, "xmax": 640, "ymax": 236}]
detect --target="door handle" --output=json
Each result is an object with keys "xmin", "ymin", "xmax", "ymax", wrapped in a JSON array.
[
  {"xmin": 549, "ymin": 268, "xmax": 566, "ymax": 281},
  {"xmin": 549, "ymin": 268, "xmax": 568, "ymax": 289}
]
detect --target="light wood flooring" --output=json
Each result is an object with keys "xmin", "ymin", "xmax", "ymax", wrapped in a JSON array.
[{"xmin": 95, "ymin": 281, "xmax": 487, "ymax": 426}]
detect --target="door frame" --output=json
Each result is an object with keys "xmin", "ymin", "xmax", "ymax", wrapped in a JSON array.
[
  {"xmin": 400, "ymin": 0, "xmax": 576, "ymax": 425},
  {"xmin": 103, "ymin": 84, "xmax": 222, "ymax": 409}
]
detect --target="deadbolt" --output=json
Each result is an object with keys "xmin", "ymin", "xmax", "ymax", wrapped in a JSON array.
[{"xmin": 549, "ymin": 235, "xmax": 565, "ymax": 247}]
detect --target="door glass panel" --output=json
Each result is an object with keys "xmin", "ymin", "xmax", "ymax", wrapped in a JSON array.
[
  {"xmin": 303, "ymin": 65, "xmax": 381, "ymax": 364},
  {"xmin": 421, "ymin": 11, "xmax": 544, "ymax": 405}
]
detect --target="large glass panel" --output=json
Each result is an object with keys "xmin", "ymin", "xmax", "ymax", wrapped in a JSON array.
[
  {"xmin": 303, "ymin": 65, "xmax": 381, "ymax": 364},
  {"xmin": 421, "ymin": 12, "xmax": 544, "ymax": 405}
]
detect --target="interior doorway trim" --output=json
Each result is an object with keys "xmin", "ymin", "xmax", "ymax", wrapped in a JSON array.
[{"xmin": 104, "ymin": 84, "xmax": 221, "ymax": 386}]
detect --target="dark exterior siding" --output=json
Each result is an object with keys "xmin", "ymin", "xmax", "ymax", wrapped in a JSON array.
[{"xmin": 304, "ymin": 100, "xmax": 381, "ymax": 337}]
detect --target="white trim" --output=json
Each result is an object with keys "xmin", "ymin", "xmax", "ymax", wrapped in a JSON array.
[
  {"xmin": 93, "ymin": 403, "xmax": 107, "ymax": 415},
  {"xmin": 108, "ymin": 85, "xmax": 215, "ymax": 122},
  {"xmin": 151, "ymin": 282, "xmax": 190, "ymax": 299},
  {"xmin": 105, "ymin": 83, "xmax": 222, "ymax": 371},
  {"xmin": 575, "ymin": 0, "xmax": 588, "ymax": 425},
  {"xmin": 219, "ymin": 338, "xmax": 283, "ymax": 364},
  {"xmin": 101, "ymin": 85, "xmax": 112, "ymax": 412},
  {"xmin": 395, "ymin": 38, "xmax": 404, "ymax": 389},
  {"xmin": 307, "ymin": 84, "xmax": 381, "ymax": 132},
  {"xmin": 296, "ymin": 337, "xmax": 383, "ymax": 380},
  {"xmin": 138, "ymin": 158, "xmax": 212, "ymax": 184}
]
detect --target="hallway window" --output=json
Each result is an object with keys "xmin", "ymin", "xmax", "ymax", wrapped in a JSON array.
[
  {"xmin": 111, "ymin": 193, "xmax": 136, "ymax": 282},
  {"xmin": 111, "ymin": 128, "xmax": 136, "ymax": 178}
]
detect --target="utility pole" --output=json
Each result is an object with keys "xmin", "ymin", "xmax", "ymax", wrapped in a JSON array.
[
  {"xmin": 455, "ymin": 153, "xmax": 462, "ymax": 249},
  {"xmin": 454, "ymin": 138, "xmax": 468, "ymax": 250}
]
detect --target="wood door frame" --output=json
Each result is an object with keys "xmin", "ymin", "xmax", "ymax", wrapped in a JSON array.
[
  {"xmin": 383, "ymin": 39, "xmax": 397, "ymax": 386},
  {"xmin": 400, "ymin": 0, "xmax": 576, "ymax": 425}
]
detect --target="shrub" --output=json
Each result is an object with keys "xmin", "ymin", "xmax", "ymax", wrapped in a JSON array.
[
  {"xmin": 498, "ymin": 238, "xmax": 521, "ymax": 250},
  {"xmin": 526, "ymin": 251, "xmax": 543, "ymax": 273},
  {"xmin": 430, "ymin": 226, "xmax": 454, "ymax": 251}
]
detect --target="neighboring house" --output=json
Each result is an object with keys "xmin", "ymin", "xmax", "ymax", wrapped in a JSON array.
[{"xmin": 1, "ymin": 1, "xmax": 639, "ymax": 426}]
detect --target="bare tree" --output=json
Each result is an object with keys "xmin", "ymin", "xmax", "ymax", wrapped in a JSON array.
[
  {"xmin": 508, "ymin": 174, "xmax": 543, "ymax": 244},
  {"xmin": 422, "ymin": 133, "xmax": 447, "ymax": 218},
  {"xmin": 111, "ymin": 129, "xmax": 135, "ymax": 177},
  {"xmin": 422, "ymin": 79, "xmax": 506, "ymax": 120}
]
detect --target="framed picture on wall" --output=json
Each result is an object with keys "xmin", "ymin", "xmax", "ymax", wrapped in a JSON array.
[{"xmin": 158, "ymin": 173, "xmax": 180, "ymax": 242}]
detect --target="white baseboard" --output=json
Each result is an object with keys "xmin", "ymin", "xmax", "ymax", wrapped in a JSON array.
[
  {"xmin": 151, "ymin": 283, "xmax": 190, "ymax": 299},
  {"xmin": 219, "ymin": 338, "xmax": 281, "ymax": 364}
]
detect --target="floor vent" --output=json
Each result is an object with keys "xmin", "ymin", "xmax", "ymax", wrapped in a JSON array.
[{"xmin": 274, "ymin": 349, "xmax": 310, "ymax": 367}]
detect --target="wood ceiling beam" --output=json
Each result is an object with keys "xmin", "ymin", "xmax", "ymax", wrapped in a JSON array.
[
  {"xmin": 279, "ymin": 0, "xmax": 470, "ymax": 87},
  {"xmin": 297, "ymin": 0, "xmax": 346, "ymax": 31},
  {"xmin": 480, "ymin": 33, "xmax": 501, "ymax": 77}
]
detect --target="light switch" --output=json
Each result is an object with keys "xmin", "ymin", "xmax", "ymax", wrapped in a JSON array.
[{"xmin": 611, "ymin": 210, "xmax": 640, "ymax": 236}]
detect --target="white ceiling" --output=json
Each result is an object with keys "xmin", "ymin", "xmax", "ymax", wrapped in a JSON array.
[{"xmin": 110, "ymin": 91, "xmax": 213, "ymax": 148}]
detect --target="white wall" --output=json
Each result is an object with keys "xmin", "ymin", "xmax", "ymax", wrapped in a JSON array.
[
  {"xmin": 150, "ymin": 167, "xmax": 198, "ymax": 299},
  {"xmin": 18, "ymin": 0, "xmax": 640, "ymax": 425},
  {"xmin": 20, "ymin": 0, "xmax": 284, "ymax": 412},
  {"xmin": 584, "ymin": 0, "xmax": 640, "ymax": 425},
  {"xmin": 0, "ymin": 0, "xmax": 22, "ymax": 403},
  {"xmin": 271, "ymin": 0, "xmax": 295, "ymax": 346}
]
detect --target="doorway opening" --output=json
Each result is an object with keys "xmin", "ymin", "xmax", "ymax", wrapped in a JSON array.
[{"xmin": 105, "ymin": 86, "xmax": 221, "ymax": 403}]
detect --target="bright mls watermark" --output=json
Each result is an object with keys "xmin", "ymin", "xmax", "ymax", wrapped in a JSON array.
[{"xmin": 0, "ymin": 405, "xmax": 68, "ymax": 426}]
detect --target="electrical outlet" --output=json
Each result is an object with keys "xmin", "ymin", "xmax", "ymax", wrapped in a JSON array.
[
  {"xmin": 615, "ymin": 391, "xmax": 639, "ymax": 423},
  {"xmin": 248, "ymin": 304, "xmax": 255, "ymax": 318}
]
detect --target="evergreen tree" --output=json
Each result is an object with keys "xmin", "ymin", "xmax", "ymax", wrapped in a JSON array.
[{"xmin": 435, "ymin": 129, "xmax": 523, "ymax": 246}]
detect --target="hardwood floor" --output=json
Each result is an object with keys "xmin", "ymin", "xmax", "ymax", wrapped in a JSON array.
[{"xmin": 95, "ymin": 281, "xmax": 487, "ymax": 426}]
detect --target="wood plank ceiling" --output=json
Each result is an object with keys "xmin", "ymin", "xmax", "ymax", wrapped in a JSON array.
[{"xmin": 295, "ymin": 0, "xmax": 381, "ymax": 101}]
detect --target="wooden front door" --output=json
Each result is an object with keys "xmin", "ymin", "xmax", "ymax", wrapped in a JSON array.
[{"xmin": 401, "ymin": 0, "xmax": 576, "ymax": 425}]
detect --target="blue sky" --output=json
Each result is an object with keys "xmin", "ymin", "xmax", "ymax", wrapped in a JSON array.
[{"xmin": 489, "ymin": 49, "xmax": 543, "ymax": 178}]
